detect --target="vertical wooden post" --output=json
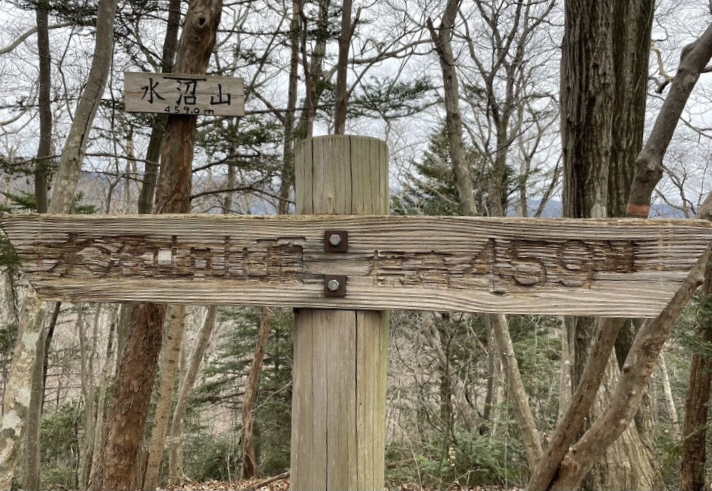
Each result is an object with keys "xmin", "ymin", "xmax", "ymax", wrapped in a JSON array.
[{"xmin": 291, "ymin": 135, "xmax": 389, "ymax": 490}]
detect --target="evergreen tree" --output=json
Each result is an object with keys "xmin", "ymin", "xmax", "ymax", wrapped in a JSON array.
[
  {"xmin": 195, "ymin": 307, "xmax": 293, "ymax": 477},
  {"xmin": 393, "ymin": 126, "xmax": 477, "ymax": 216}
]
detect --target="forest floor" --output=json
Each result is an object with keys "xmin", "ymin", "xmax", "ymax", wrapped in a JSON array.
[
  {"xmin": 162, "ymin": 476, "xmax": 289, "ymax": 491},
  {"xmin": 161, "ymin": 477, "xmax": 522, "ymax": 491}
]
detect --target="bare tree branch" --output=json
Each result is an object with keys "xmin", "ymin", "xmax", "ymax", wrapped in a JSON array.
[{"xmin": 0, "ymin": 23, "xmax": 71, "ymax": 56}]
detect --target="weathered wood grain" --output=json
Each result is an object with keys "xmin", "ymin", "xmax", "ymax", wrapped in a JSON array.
[
  {"xmin": 2, "ymin": 214, "xmax": 711, "ymax": 317},
  {"xmin": 124, "ymin": 72, "xmax": 244, "ymax": 117},
  {"xmin": 290, "ymin": 135, "xmax": 390, "ymax": 491}
]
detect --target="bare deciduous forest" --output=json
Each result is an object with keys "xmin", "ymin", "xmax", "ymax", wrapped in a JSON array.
[{"xmin": 1, "ymin": 0, "xmax": 712, "ymax": 490}]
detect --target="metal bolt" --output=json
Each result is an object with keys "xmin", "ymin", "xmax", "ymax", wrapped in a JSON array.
[
  {"xmin": 329, "ymin": 234, "xmax": 342, "ymax": 246},
  {"xmin": 327, "ymin": 279, "xmax": 341, "ymax": 292}
]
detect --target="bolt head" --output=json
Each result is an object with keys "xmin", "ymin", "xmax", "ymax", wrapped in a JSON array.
[
  {"xmin": 329, "ymin": 234, "xmax": 342, "ymax": 246},
  {"xmin": 327, "ymin": 279, "xmax": 340, "ymax": 291}
]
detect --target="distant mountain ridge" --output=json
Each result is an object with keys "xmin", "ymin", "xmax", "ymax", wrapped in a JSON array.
[{"xmin": 515, "ymin": 199, "xmax": 688, "ymax": 218}]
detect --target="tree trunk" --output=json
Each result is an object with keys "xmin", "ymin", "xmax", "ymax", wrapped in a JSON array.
[
  {"xmin": 34, "ymin": 0, "xmax": 51, "ymax": 214},
  {"xmin": 658, "ymin": 353, "xmax": 680, "ymax": 440},
  {"xmin": 546, "ymin": 255, "xmax": 707, "ymax": 490},
  {"xmin": 241, "ymin": 308, "xmax": 272, "ymax": 480},
  {"xmin": 22, "ymin": 301, "xmax": 57, "ymax": 491},
  {"xmin": 426, "ymin": 0, "xmax": 477, "ymax": 216},
  {"xmin": 607, "ymin": 0, "xmax": 654, "ymax": 218},
  {"xmin": 425, "ymin": 320, "xmax": 475, "ymax": 433},
  {"xmin": 89, "ymin": 309, "xmax": 116, "ymax": 488},
  {"xmin": 276, "ymin": 0, "xmax": 301, "ymax": 216},
  {"xmin": 168, "ymin": 306, "xmax": 218, "ymax": 484},
  {"xmin": 297, "ymin": 0, "xmax": 331, "ymax": 138},
  {"xmin": 137, "ymin": 0, "xmax": 181, "ymax": 215},
  {"xmin": 529, "ymin": 19, "xmax": 712, "ymax": 491},
  {"xmin": 143, "ymin": 306, "xmax": 186, "ymax": 490},
  {"xmin": 680, "ymin": 263, "xmax": 712, "ymax": 491},
  {"xmin": 560, "ymin": 1, "xmax": 614, "ymax": 221},
  {"xmin": 492, "ymin": 313, "xmax": 542, "ymax": 469},
  {"xmin": 14, "ymin": 0, "xmax": 52, "ymax": 479},
  {"xmin": 78, "ymin": 305, "xmax": 102, "ymax": 490},
  {"xmin": 333, "ymin": 0, "xmax": 353, "ymax": 134},
  {"xmin": 559, "ymin": 1, "xmax": 660, "ymax": 489},
  {"xmin": 482, "ymin": 325, "xmax": 503, "ymax": 435},
  {"xmin": 91, "ymin": 3, "xmax": 222, "ymax": 489},
  {"xmin": 626, "ymin": 26, "xmax": 712, "ymax": 218},
  {"xmin": 0, "ymin": 1, "xmax": 118, "ymax": 486},
  {"xmin": 437, "ymin": 322, "xmax": 453, "ymax": 455},
  {"xmin": 92, "ymin": 303, "xmax": 166, "ymax": 491},
  {"xmin": 428, "ymin": 3, "xmax": 542, "ymax": 472},
  {"xmin": 558, "ymin": 321, "xmax": 572, "ymax": 423},
  {"xmin": 584, "ymin": 354, "xmax": 660, "ymax": 491},
  {"xmin": 0, "ymin": 294, "xmax": 46, "ymax": 490}
]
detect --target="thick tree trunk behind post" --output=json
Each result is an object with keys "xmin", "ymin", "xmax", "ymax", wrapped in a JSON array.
[
  {"xmin": 34, "ymin": 1, "xmax": 51, "ymax": 215},
  {"xmin": 91, "ymin": 2, "xmax": 222, "ymax": 490},
  {"xmin": 560, "ymin": 1, "xmax": 661, "ymax": 489},
  {"xmin": 528, "ymin": 21, "xmax": 712, "ymax": 491},
  {"xmin": 291, "ymin": 136, "xmax": 389, "ymax": 490}
]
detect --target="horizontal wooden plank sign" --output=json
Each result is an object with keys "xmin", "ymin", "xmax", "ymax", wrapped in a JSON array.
[
  {"xmin": 124, "ymin": 72, "xmax": 245, "ymax": 117},
  {"xmin": 2, "ymin": 214, "xmax": 711, "ymax": 317}
]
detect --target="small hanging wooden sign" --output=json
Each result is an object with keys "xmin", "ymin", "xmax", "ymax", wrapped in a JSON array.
[{"xmin": 124, "ymin": 72, "xmax": 245, "ymax": 117}]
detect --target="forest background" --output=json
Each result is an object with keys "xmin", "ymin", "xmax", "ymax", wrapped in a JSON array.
[{"xmin": 0, "ymin": 0, "xmax": 712, "ymax": 490}]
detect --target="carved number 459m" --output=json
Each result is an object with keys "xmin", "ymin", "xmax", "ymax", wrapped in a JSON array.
[{"xmin": 470, "ymin": 239, "xmax": 624, "ymax": 289}]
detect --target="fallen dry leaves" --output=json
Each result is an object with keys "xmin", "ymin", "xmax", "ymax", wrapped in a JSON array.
[
  {"xmin": 160, "ymin": 477, "xmax": 522, "ymax": 491},
  {"xmin": 160, "ymin": 476, "xmax": 289, "ymax": 491}
]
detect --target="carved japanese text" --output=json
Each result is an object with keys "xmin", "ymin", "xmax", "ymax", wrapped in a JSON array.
[
  {"xmin": 369, "ymin": 239, "xmax": 637, "ymax": 291},
  {"xmin": 34, "ymin": 234, "xmax": 306, "ymax": 285}
]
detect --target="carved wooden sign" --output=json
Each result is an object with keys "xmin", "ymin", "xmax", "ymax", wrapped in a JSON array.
[
  {"xmin": 2, "ymin": 215, "xmax": 711, "ymax": 317},
  {"xmin": 124, "ymin": 72, "xmax": 245, "ymax": 117}
]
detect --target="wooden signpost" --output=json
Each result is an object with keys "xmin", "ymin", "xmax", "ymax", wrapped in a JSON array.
[
  {"xmin": 124, "ymin": 72, "xmax": 245, "ymax": 117},
  {"xmin": 2, "ymin": 214, "xmax": 711, "ymax": 318},
  {"xmin": 2, "ymin": 135, "xmax": 712, "ymax": 490}
]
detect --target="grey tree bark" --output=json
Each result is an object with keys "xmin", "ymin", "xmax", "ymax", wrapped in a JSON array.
[
  {"xmin": 482, "ymin": 326, "xmax": 503, "ymax": 435},
  {"xmin": 529, "ymin": 17, "xmax": 712, "ymax": 491},
  {"xmin": 77, "ymin": 305, "xmax": 101, "ymax": 491},
  {"xmin": 427, "ymin": 0, "xmax": 541, "ymax": 469},
  {"xmin": 168, "ymin": 306, "xmax": 218, "ymax": 484},
  {"xmin": 680, "ymin": 284, "xmax": 712, "ymax": 491},
  {"xmin": 89, "ymin": 308, "xmax": 117, "ymax": 487},
  {"xmin": 22, "ymin": 5, "xmax": 53, "ymax": 487},
  {"xmin": 142, "ymin": 306, "xmax": 186, "ymax": 490},
  {"xmin": 558, "ymin": 1, "xmax": 660, "ymax": 489},
  {"xmin": 275, "ymin": 0, "xmax": 301, "ymax": 216},
  {"xmin": 658, "ymin": 353, "xmax": 680, "ymax": 440},
  {"xmin": 426, "ymin": 0, "xmax": 477, "ymax": 216},
  {"xmin": 0, "ymin": 0, "xmax": 119, "ymax": 486},
  {"xmin": 492, "ymin": 313, "xmax": 542, "ymax": 468},
  {"xmin": 333, "ymin": 0, "xmax": 353, "ymax": 134},
  {"xmin": 34, "ymin": 0, "xmax": 51, "ymax": 215}
]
